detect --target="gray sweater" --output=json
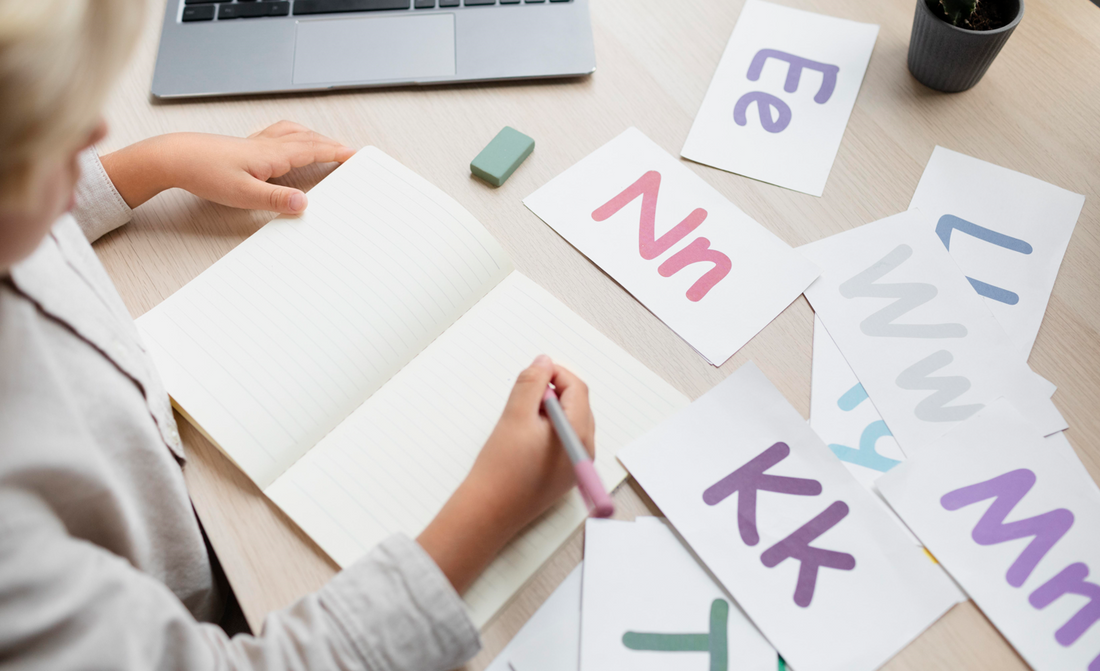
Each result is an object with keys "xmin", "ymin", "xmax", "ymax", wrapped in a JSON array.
[{"xmin": 0, "ymin": 150, "xmax": 480, "ymax": 671}]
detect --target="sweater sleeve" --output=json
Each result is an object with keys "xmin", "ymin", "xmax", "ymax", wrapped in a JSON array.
[
  {"xmin": 71, "ymin": 148, "xmax": 133, "ymax": 243},
  {"xmin": 0, "ymin": 488, "xmax": 481, "ymax": 671}
]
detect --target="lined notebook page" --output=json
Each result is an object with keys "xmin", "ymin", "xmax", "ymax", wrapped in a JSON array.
[
  {"xmin": 137, "ymin": 148, "xmax": 513, "ymax": 488},
  {"xmin": 266, "ymin": 272, "xmax": 690, "ymax": 627}
]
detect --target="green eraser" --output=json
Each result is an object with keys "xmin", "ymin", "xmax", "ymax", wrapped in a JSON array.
[{"xmin": 470, "ymin": 126, "xmax": 535, "ymax": 187}]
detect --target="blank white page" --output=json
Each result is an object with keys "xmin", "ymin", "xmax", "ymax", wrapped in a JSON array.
[
  {"xmin": 137, "ymin": 148, "xmax": 513, "ymax": 489},
  {"xmin": 265, "ymin": 272, "xmax": 690, "ymax": 627}
]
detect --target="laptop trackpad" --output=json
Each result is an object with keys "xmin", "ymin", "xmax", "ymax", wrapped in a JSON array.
[{"xmin": 293, "ymin": 14, "xmax": 456, "ymax": 85}]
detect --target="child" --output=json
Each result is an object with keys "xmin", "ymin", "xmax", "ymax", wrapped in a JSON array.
[{"xmin": 0, "ymin": 2, "xmax": 596, "ymax": 670}]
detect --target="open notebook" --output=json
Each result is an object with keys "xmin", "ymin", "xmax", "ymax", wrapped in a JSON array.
[{"xmin": 136, "ymin": 147, "xmax": 690, "ymax": 627}]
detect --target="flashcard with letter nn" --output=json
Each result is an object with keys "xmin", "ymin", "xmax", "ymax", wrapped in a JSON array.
[{"xmin": 524, "ymin": 127, "xmax": 819, "ymax": 366}]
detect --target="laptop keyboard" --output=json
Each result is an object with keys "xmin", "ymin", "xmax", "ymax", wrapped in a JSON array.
[{"xmin": 181, "ymin": 0, "xmax": 571, "ymax": 22}]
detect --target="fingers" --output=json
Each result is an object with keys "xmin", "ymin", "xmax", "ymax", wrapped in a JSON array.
[
  {"xmin": 252, "ymin": 124, "xmax": 356, "ymax": 168},
  {"xmin": 258, "ymin": 132, "xmax": 355, "ymax": 180},
  {"xmin": 228, "ymin": 174, "xmax": 308, "ymax": 214},
  {"xmin": 284, "ymin": 137, "xmax": 356, "ymax": 168},
  {"xmin": 505, "ymin": 354, "xmax": 555, "ymax": 418},
  {"xmin": 550, "ymin": 364, "xmax": 589, "ymax": 411},
  {"xmin": 251, "ymin": 120, "xmax": 310, "ymax": 139}
]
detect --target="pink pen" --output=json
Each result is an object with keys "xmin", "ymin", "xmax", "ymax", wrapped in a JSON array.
[{"xmin": 543, "ymin": 386, "xmax": 615, "ymax": 518}]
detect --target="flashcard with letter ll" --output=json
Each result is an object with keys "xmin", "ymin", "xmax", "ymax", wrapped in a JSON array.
[
  {"xmin": 909, "ymin": 146, "xmax": 1085, "ymax": 356},
  {"xmin": 618, "ymin": 362, "xmax": 959, "ymax": 671},
  {"xmin": 878, "ymin": 400, "xmax": 1100, "ymax": 671},
  {"xmin": 681, "ymin": 0, "xmax": 878, "ymax": 196},
  {"xmin": 524, "ymin": 127, "xmax": 819, "ymax": 365}
]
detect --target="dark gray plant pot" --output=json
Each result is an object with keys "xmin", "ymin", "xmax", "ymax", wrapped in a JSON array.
[{"xmin": 908, "ymin": 0, "xmax": 1024, "ymax": 92}]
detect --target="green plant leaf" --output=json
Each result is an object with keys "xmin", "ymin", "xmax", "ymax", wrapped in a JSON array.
[{"xmin": 939, "ymin": 0, "xmax": 978, "ymax": 26}]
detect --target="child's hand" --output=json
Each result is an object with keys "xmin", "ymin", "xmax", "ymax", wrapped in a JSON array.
[
  {"xmin": 100, "ymin": 121, "xmax": 355, "ymax": 214},
  {"xmin": 468, "ymin": 354, "xmax": 595, "ymax": 522},
  {"xmin": 417, "ymin": 355, "xmax": 596, "ymax": 593}
]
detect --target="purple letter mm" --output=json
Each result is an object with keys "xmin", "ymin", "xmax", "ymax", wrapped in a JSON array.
[
  {"xmin": 941, "ymin": 469, "xmax": 1074, "ymax": 588},
  {"xmin": 1029, "ymin": 562, "xmax": 1100, "ymax": 650}
]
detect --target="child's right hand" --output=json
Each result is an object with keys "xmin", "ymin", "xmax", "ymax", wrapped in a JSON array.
[{"xmin": 417, "ymin": 355, "xmax": 596, "ymax": 594}]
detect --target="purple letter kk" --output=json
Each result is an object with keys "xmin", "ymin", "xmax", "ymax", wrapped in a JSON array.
[
  {"xmin": 704, "ymin": 442, "xmax": 854, "ymax": 609},
  {"xmin": 702, "ymin": 442, "xmax": 822, "ymax": 545},
  {"xmin": 761, "ymin": 501, "xmax": 856, "ymax": 608}
]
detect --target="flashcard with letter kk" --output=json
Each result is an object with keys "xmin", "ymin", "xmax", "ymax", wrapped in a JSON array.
[
  {"xmin": 619, "ymin": 362, "xmax": 959, "ymax": 671},
  {"xmin": 682, "ymin": 0, "xmax": 878, "ymax": 196},
  {"xmin": 524, "ymin": 127, "xmax": 819, "ymax": 365}
]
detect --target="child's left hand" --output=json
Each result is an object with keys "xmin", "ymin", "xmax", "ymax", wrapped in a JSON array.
[{"xmin": 100, "ymin": 121, "xmax": 355, "ymax": 214}]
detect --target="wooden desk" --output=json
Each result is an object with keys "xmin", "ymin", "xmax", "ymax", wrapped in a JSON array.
[{"xmin": 97, "ymin": 0, "xmax": 1100, "ymax": 668}]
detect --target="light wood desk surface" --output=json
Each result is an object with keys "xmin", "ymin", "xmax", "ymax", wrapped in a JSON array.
[{"xmin": 97, "ymin": 0, "xmax": 1100, "ymax": 668}]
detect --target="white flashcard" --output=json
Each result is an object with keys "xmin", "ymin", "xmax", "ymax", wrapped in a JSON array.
[
  {"xmin": 799, "ymin": 210, "xmax": 1066, "ymax": 457},
  {"xmin": 524, "ymin": 127, "xmax": 820, "ymax": 366},
  {"xmin": 681, "ymin": 0, "xmax": 878, "ymax": 197},
  {"xmin": 619, "ymin": 362, "xmax": 959, "ymax": 671},
  {"xmin": 580, "ymin": 517, "xmax": 776, "ymax": 671},
  {"xmin": 877, "ymin": 400, "xmax": 1100, "ymax": 671},
  {"xmin": 1046, "ymin": 431, "xmax": 1100, "ymax": 499},
  {"xmin": 810, "ymin": 317, "xmax": 973, "ymax": 598},
  {"xmin": 486, "ymin": 564, "xmax": 583, "ymax": 671},
  {"xmin": 909, "ymin": 147, "xmax": 1085, "ymax": 356}
]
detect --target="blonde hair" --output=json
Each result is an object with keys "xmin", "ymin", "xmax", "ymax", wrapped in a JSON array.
[{"xmin": 0, "ymin": 0, "xmax": 142, "ymax": 205}]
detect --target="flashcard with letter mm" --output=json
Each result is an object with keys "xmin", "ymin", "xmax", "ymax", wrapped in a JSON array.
[
  {"xmin": 681, "ymin": 0, "xmax": 878, "ymax": 196},
  {"xmin": 524, "ymin": 127, "xmax": 819, "ymax": 365},
  {"xmin": 878, "ymin": 400, "xmax": 1100, "ymax": 671}
]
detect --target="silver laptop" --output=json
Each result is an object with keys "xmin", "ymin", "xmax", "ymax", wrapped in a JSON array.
[{"xmin": 152, "ymin": 0, "xmax": 595, "ymax": 98}]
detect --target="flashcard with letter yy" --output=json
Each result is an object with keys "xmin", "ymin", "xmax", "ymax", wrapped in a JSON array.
[
  {"xmin": 524, "ymin": 127, "xmax": 819, "ymax": 365},
  {"xmin": 909, "ymin": 146, "xmax": 1085, "ymax": 356},
  {"xmin": 810, "ymin": 317, "xmax": 970, "ymax": 594},
  {"xmin": 800, "ymin": 209, "xmax": 1065, "ymax": 457},
  {"xmin": 580, "ymin": 517, "xmax": 775, "ymax": 671},
  {"xmin": 618, "ymin": 362, "xmax": 959, "ymax": 671},
  {"xmin": 681, "ymin": 0, "xmax": 878, "ymax": 196},
  {"xmin": 877, "ymin": 400, "xmax": 1100, "ymax": 671},
  {"xmin": 810, "ymin": 315, "xmax": 904, "ymax": 488}
]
